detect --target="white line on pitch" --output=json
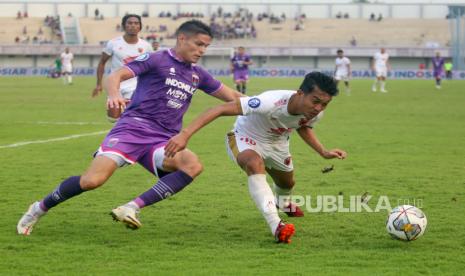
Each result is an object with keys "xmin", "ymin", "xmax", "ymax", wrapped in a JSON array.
[
  {"xmin": 35, "ymin": 121, "xmax": 109, "ymax": 125},
  {"xmin": 0, "ymin": 130, "xmax": 109, "ymax": 149}
]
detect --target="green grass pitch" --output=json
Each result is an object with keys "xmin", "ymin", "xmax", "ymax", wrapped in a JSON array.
[{"xmin": 1, "ymin": 76, "xmax": 464, "ymax": 274}]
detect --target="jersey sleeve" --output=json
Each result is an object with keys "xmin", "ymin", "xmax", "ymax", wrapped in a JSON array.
[
  {"xmin": 124, "ymin": 52, "xmax": 156, "ymax": 77},
  {"xmin": 196, "ymin": 66, "xmax": 222, "ymax": 94},
  {"xmin": 239, "ymin": 94, "xmax": 274, "ymax": 116},
  {"xmin": 103, "ymin": 40, "xmax": 113, "ymax": 56}
]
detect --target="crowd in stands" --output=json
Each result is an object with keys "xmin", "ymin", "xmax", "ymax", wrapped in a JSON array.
[{"xmin": 14, "ymin": 14, "xmax": 62, "ymax": 44}]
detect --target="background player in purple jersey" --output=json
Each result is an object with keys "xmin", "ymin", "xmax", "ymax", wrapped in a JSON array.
[
  {"xmin": 432, "ymin": 52, "xmax": 445, "ymax": 89},
  {"xmin": 17, "ymin": 20, "xmax": 243, "ymax": 235},
  {"xmin": 231, "ymin": 46, "xmax": 253, "ymax": 94}
]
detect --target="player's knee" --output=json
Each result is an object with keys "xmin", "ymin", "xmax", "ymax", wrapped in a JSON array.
[
  {"xmin": 178, "ymin": 155, "xmax": 203, "ymax": 178},
  {"xmin": 241, "ymin": 157, "xmax": 265, "ymax": 175},
  {"xmin": 80, "ymin": 174, "xmax": 106, "ymax": 190}
]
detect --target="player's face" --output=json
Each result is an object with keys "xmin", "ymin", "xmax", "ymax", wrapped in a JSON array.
[
  {"xmin": 177, "ymin": 33, "xmax": 212, "ymax": 63},
  {"xmin": 238, "ymin": 48, "xmax": 245, "ymax": 55},
  {"xmin": 337, "ymin": 52, "xmax": 343, "ymax": 58},
  {"xmin": 298, "ymin": 88, "xmax": 332, "ymax": 120},
  {"xmin": 124, "ymin": 17, "xmax": 141, "ymax": 35},
  {"xmin": 381, "ymin": 48, "xmax": 386, "ymax": 54}
]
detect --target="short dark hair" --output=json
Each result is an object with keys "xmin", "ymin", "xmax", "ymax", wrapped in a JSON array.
[
  {"xmin": 299, "ymin": 72, "xmax": 339, "ymax": 96},
  {"xmin": 337, "ymin": 49, "xmax": 343, "ymax": 54},
  {"xmin": 122, "ymin": 14, "xmax": 142, "ymax": 29},
  {"xmin": 175, "ymin": 20, "xmax": 212, "ymax": 38}
]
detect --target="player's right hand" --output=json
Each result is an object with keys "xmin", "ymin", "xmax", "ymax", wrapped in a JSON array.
[
  {"xmin": 164, "ymin": 131, "xmax": 189, "ymax": 158},
  {"xmin": 106, "ymin": 96, "xmax": 127, "ymax": 111},
  {"xmin": 92, "ymin": 85, "xmax": 103, "ymax": 97}
]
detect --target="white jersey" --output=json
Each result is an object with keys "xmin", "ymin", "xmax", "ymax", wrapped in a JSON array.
[
  {"xmin": 61, "ymin": 52, "xmax": 73, "ymax": 66},
  {"xmin": 234, "ymin": 90, "xmax": 323, "ymax": 144},
  {"xmin": 103, "ymin": 36, "xmax": 152, "ymax": 91},
  {"xmin": 335, "ymin": 57, "xmax": 351, "ymax": 76},
  {"xmin": 374, "ymin": 52, "xmax": 389, "ymax": 68}
]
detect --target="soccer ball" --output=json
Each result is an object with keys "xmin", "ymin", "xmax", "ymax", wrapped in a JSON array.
[{"xmin": 386, "ymin": 205, "xmax": 427, "ymax": 241}]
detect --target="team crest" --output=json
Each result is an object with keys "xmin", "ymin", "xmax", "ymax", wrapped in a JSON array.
[
  {"xmin": 284, "ymin": 156, "xmax": 292, "ymax": 166},
  {"xmin": 107, "ymin": 138, "xmax": 119, "ymax": 148},
  {"xmin": 170, "ymin": 67, "xmax": 176, "ymax": 76},
  {"xmin": 248, "ymin": 98, "xmax": 261, "ymax": 108},
  {"xmin": 192, "ymin": 74, "xmax": 199, "ymax": 87}
]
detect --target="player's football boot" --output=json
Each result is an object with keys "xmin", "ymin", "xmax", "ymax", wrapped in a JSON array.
[
  {"xmin": 110, "ymin": 204, "xmax": 142, "ymax": 230},
  {"xmin": 275, "ymin": 221, "xmax": 295, "ymax": 244},
  {"xmin": 17, "ymin": 202, "xmax": 46, "ymax": 235},
  {"xmin": 380, "ymin": 89, "xmax": 388, "ymax": 93},
  {"xmin": 278, "ymin": 202, "xmax": 304, "ymax": 217}
]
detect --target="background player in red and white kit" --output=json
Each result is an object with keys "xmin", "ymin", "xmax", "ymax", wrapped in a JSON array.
[
  {"xmin": 91, "ymin": 14, "xmax": 152, "ymax": 121},
  {"xmin": 165, "ymin": 72, "xmax": 347, "ymax": 243},
  {"xmin": 371, "ymin": 48, "xmax": 391, "ymax": 93},
  {"xmin": 60, "ymin": 47, "xmax": 74, "ymax": 85},
  {"xmin": 334, "ymin": 49, "xmax": 351, "ymax": 95}
]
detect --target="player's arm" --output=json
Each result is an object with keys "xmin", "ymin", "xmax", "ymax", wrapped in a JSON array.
[
  {"xmin": 211, "ymin": 84, "xmax": 244, "ymax": 102},
  {"xmin": 92, "ymin": 53, "xmax": 111, "ymax": 97},
  {"xmin": 297, "ymin": 126, "xmax": 347, "ymax": 159},
  {"xmin": 386, "ymin": 59, "xmax": 391, "ymax": 71},
  {"xmin": 348, "ymin": 62, "xmax": 352, "ymax": 78},
  {"xmin": 165, "ymin": 100, "xmax": 243, "ymax": 157},
  {"xmin": 104, "ymin": 67, "xmax": 134, "ymax": 110}
]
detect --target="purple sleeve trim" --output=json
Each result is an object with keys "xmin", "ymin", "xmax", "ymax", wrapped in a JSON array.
[{"xmin": 209, "ymin": 83, "xmax": 224, "ymax": 95}]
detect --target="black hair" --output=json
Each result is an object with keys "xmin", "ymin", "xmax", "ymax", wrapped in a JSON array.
[
  {"xmin": 122, "ymin": 14, "xmax": 142, "ymax": 30},
  {"xmin": 337, "ymin": 49, "xmax": 343, "ymax": 54},
  {"xmin": 175, "ymin": 19, "xmax": 213, "ymax": 38},
  {"xmin": 299, "ymin": 72, "xmax": 339, "ymax": 96}
]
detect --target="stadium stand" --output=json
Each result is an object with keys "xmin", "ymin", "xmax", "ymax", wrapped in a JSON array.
[{"xmin": 0, "ymin": 16, "xmax": 63, "ymax": 45}]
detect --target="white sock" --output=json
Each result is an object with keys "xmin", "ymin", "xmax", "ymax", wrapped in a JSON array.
[
  {"xmin": 67, "ymin": 75, "xmax": 72, "ymax": 84},
  {"xmin": 274, "ymin": 183, "xmax": 293, "ymax": 209},
  {"xmin": 381, "ymin": 81, "xmax": 385, "ymax": 90},
  {"xmin": 33, "ymin": 202, "xmax": 46, "ymax": 216},
  {"xmin": 62, "ymin": 76, "xmax": 67, "ymax": 84},
  {"xmin": 126, "ymin": 201, "xmax": 140, "ymax": 211},
  {"xmin": 248, "ymin": 174, "xmax": 281, "ymax": 234}
]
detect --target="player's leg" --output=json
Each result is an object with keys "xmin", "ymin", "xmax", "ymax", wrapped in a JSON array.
[
  {"xmin": 112, "ymin": 147, "xmax": 202, "ymax": 229},
  {"xmin": 17, "ymin": 156, "xmax": 118, "ymax": 235},
  {"xmin": 372, "ymin": 75, "xmax": 379, "ymax": 92},
  {"xmin": 380, "ymin": 75, "xmax": 387, "ymax": 92},
  {"xmin": 62, "ymin": 71, "xmax": 68, "ymax": 84},
  {"xmin": 67, "ymin": 71, "xmax": 73, "ymax": 85},
  {"xmin": 266, "ymin": 168, "xmax": 304, "ymax": 217}
]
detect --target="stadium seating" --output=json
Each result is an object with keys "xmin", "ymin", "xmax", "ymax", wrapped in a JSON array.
[
  {"xmin": 1, "ymin": 17, "xmax": 449, "ymax": 48},
  {"xmin": 0, "ymin": 17, "xmax": 60, "ymax": 44}
]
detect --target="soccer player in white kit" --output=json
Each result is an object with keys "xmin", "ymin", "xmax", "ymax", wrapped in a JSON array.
[
  {"xmin": 164, "ymin": 72, "xmax": 347, "ymax": 243},
  {"xmin": 91, "ymin": 14, "xmax": 152, "ymax": 121},
  {"xmin": 60, "ymin": 47, "xmax": 74, "ymax": 85},
  {"xmin": 334, "ymin": 49, "xmax": 351, "ymax": 95},
  {"xmin": 371, "ymin": 48, "xmax": 391, "ymax": 93}
]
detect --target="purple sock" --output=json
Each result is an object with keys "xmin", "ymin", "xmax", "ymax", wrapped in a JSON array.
[
  {"xmin": 135, "ymin": 170, "xmax": 193, "ymax": 208},
  {"xmin": 40, "ymin": 176, "xmax": 84, "ymax": 211}
]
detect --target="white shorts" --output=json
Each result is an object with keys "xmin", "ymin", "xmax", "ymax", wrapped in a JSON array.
[
  {"xmin": 375, "ymin": 67, "xmax": 387, "ymax": 78},
  {"xmin": 62, "ymin": 64, "xmax": 72, "ymax": 74},
  {"xmin": 120, "ymin": 86, "xmax": 136, "ymax": 100},
  {"xmin": 335, "ymin": 73, "xmax": 349, "ymax": 81},
  {"xmin": 225, "ymin": 131, "xmax": 293, "ymax": 172}
]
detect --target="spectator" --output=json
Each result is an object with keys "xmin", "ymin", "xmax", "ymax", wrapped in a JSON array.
[
  {"xmin": 23, "ymin": 26, "xmax": 27, "ymax": 35},
  {"xmin": 377, "ymin": 13, "xmax": 383, "ymax": 22},
  {"xmin": 336, "ymin": 12, "xmax": 342, "ymax": 19},
  {"xmin": 17, "ymin": 11, "xmax": 22, "ymax": 19},
  {"xmin": 15, "ymin": 36, "xmax": 20, "ymax": 43},
  {"xmin": 38, "ymin": 27, "xmax": 43, "ymax": 35},
  {"xmin": 94, "ymin": 8, "xmax": 100, "ymax": 20},
  {"xmin": 344, "ymin": 13, "xmax": 349, "ymax": 19},
  {"xmin": 350, "ymin": 36, "xmax": 357, "ymax": 46},
  {"xmin": 369, "ymin": 13, "xmax": 376, "ymax": 21},
  {"xmin": 23, "ymin": 11, "xmax": 28, "ymax": 18},
  {"xmin": 142, "ymin": 11, "xmax": 148, "ymax": 17}
]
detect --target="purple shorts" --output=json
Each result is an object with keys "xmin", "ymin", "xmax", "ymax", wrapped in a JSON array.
[
  {"xmin": 433, "ymin": 70, "xmax": 443, "ymax": 78},
  {"xmin": 99, "ymin": 116, "xmax": 172, "ymax": 176},
  {"xmin": 233, "ymin": 70, "xmax": 249, "ymax": 82}
]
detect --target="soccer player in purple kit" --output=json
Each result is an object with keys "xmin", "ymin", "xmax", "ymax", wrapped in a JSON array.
[
  {"xmin": 231, "ymin": 46, "xmax": 252, "ymax": 94},
  {"xmin": 17, "ymin": 20, "xmax": 242, "ymax": 235},
  {"xmin": 432, "ymin": 52, "xmax": 445, "ymax": 89}
]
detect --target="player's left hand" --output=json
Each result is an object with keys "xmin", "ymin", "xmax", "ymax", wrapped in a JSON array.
[
  {"xmin": 322, "ymin": 149, "xmax": 347, "ymax": 160},
  {"xmin": 164, "ymin": 131, "xmax": 189, "ymax": 158}
]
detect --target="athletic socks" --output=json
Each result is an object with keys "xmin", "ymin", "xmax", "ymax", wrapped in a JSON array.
[
  {"xmin": 132, "ymin": 170, "xmax": 193, "ymax": 208},
  {"xmin": 236, "ymin": 84, "xmax": 241, "ymax": 92},
  {"xmin": 274, "ymin": 183, "xmax": 293, "ymax": 209},
  {"xmin": 381, "ymin": 81, "xmax": 386, "ymax": 91},
  {"xmin": 40, "ymin": 176, "xmax": 84, "ymax": 211},
  {"xmin": 248, "ymin": 174, "xmax": 281, "ymax": 234},
  {"xmin": 241, "ymin": 83, "xmax": 247, "ymax": 94}
]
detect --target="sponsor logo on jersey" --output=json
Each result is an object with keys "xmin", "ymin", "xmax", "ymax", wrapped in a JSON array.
[
  {"xmin": 135, "ymin": 53, "xmax": 150, "ymax": 62},
  {"xmin": 169, "ymin": 67, "xmax": 176, "ymax": 76},
  {"xmin": 165, "ymin": 78, "xmax": 196, "ymax": 94},
  {"xmin": 248, "ymin": 98, "xmax": 261, "ymax": 108}
]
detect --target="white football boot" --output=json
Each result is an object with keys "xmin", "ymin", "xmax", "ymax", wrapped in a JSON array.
[
  {"xmin": 17, "ymin": 202, "xmax": 46, "ymax": 235},
  {"xmin": 110, "ymin": 204, "xmax": 142, "ymax": 230}
]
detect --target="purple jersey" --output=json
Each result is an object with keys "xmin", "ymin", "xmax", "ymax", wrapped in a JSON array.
[
  {"xmin": 432, "ymin": 57, "xmax": 445, "ymax": 72},
  {"xmin": 123, "ymin": 49, "xmax": 222, "ymax": 135},
  {"xmin": 231, "ymin": 54, "xmax": 251, "ymax": 72}
]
